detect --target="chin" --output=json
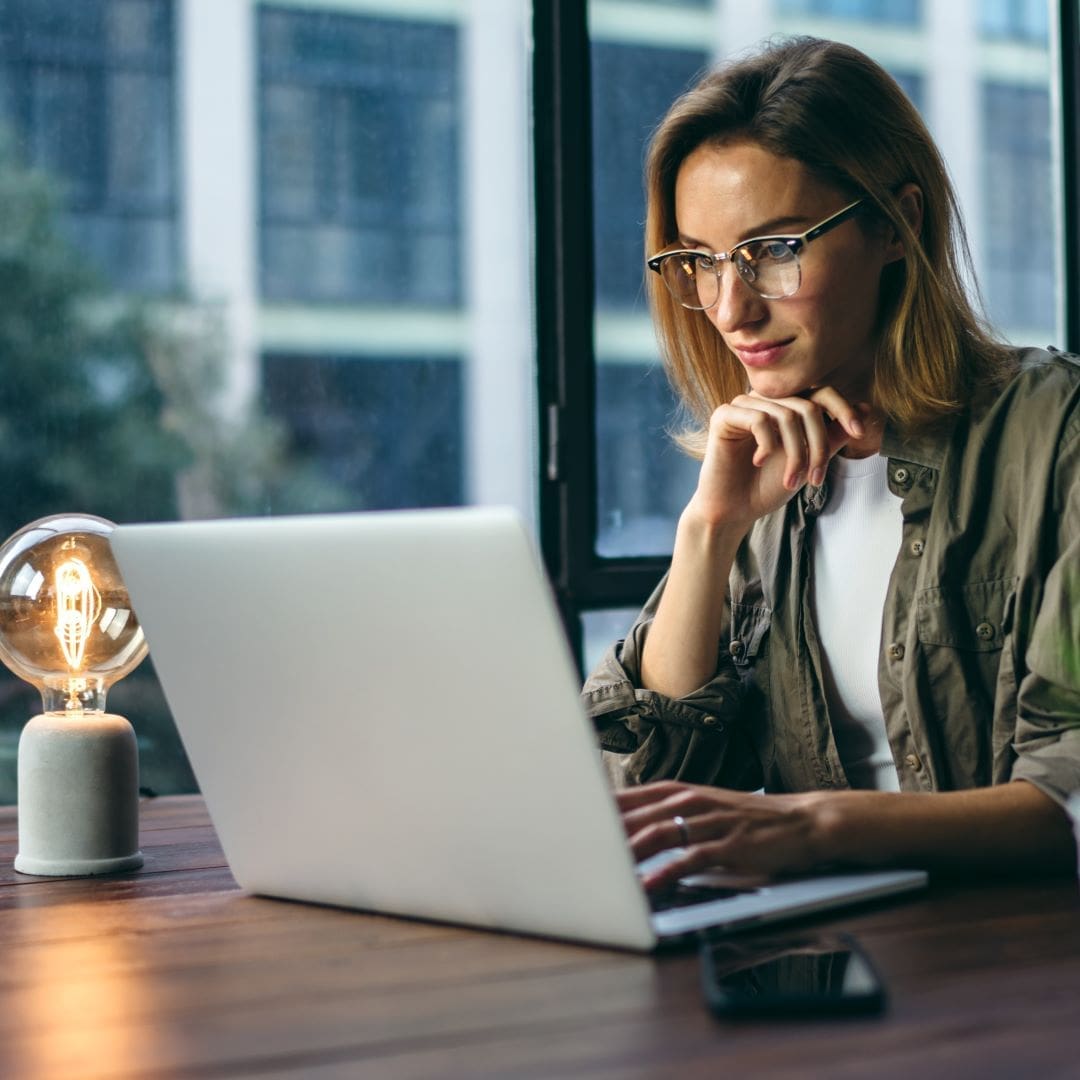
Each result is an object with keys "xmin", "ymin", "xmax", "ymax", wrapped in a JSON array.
[{"xmin": 745, "ymin": 371, "xmax": 814, "ymax": 400}]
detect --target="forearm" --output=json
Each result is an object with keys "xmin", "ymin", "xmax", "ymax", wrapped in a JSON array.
[
  {"xmin": 640, "ymin": 508, "xmax": 745, "ymax": 699},
  {"xmin": 810, "ymin": 780, "xmax": 1077, "ymax": 875}
]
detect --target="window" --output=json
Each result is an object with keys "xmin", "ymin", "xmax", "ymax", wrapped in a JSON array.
[
  {"xmin": 980, "ymin": 0, "xmax": 1050, "ymax": 41},
  {"xmin": 591, "ymin": 40, "xmax": 707, "ymax": 558},
  {"xmin": 982, "ymin": 83, "xmax": 1055, "ymax": 337},
  {"xmin": 0, "ymin": 0, "xmax": 534, "ymax": 804},
  {"xmin": 258, "ymin": 8, "xmax": 461, "ymax": 305},
  {"xmin": 261, "ymin": 353, "xmax": 464, "ymax": 512},
  {"xmin": 0, "ymin": 0, "xmax": 178, "ymax": 292},
  {"xmin": 775, "ymin": 0, "xmax": 921, "ymax": 23}
]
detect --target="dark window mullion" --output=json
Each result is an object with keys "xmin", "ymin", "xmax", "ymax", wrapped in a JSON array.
[
  {"xmin": 533, "ymin": 0, "xmax": 593, "ymax": 660},
  {"xmin": 534, "ymin": 0, "xmax": 668, "ymax": 668}
]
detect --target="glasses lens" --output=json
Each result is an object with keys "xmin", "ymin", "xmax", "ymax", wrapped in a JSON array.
[
  {"xmin": 738, "ymin": 241, "xmax": 800, "ymax": 299},
  {"xmin": 659, "ymin": 253, "xmax": 717, "ymax": 310}
]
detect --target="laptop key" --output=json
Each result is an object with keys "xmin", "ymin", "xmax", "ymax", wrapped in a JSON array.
[{"xmin": 648, "ymin": 882, "xmax": 754, "ymax": 912}]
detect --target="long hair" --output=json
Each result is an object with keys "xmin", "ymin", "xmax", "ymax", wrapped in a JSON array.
[{"xmin": 645, "ymin": 36, "xmax": 1012, "ymax": 455}]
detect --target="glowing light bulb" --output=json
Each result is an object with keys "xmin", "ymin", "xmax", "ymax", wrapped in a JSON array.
[
  {"xmin": 54, "ymin": 556, "xmax": 99, "ymax": 671},
  {"xmin": 0, "ymin": 514, "xmax": 147, "ymax": 717},
  {"xmin": 0, "ymin": 514, "xmax": 148, "ymax": 877}
]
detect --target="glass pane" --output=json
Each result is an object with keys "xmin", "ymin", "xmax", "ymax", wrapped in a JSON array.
[
  {"xmin": 589, "ymin": 0, "xmax": 1060, "ymax": 560},
  {"xmin": 590, "ymin": 22, "xmax": 707, "ymax": 558},
  {"xmin": 0, "ymin": 0, "xmax": 535, "ymax": 803},
  {"xmin": 582, "ymin": 607, "xmax": 640, "ymax": 677}
]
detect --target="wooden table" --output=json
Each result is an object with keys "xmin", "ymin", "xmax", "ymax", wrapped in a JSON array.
[{"xmin": 1, "ymin": 796, "xmax": 1078, "ymax": 1078}]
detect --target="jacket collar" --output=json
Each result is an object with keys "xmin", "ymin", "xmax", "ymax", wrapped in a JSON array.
[
  {"xmin": 799, "ymin": 412, "xmax": 957, "ymax": 515},
  {"xmin": 880, "ymin": 413, "xmax": 956, "ymax": 470}
]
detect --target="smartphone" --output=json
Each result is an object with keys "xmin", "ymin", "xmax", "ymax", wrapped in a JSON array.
[{"xmin": 700, "ymin": 932, "xmax": 886, "ymax": 1018}]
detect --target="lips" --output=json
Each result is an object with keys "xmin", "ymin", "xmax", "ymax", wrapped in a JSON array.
[{"xmin": 729, "ymin": 338, "xmax": 795, "ymax": 368}]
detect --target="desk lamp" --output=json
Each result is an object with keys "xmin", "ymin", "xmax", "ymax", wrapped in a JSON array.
[{"xmin": 0, "ymin": 514, "xmax": 148, "ymax": 876}]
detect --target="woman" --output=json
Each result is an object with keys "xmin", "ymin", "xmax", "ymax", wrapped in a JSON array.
[{"xmin": 583, "ymin": 36, "xmax": 1080, "ymax": 890}]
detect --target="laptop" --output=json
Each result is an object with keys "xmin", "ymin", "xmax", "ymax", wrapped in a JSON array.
[{"xmin": 111, "ymin": 508, "xmax": 926, "ymax": 952}]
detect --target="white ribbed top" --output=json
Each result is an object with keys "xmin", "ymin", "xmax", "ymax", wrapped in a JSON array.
[{"xmin": 809, "ymin": 454, "xmax": 903, "ymax": 791}]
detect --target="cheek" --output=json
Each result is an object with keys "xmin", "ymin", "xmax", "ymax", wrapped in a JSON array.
[{"xmin": 802, "ymin": 264, "xmax": 884, "ymax": 341}]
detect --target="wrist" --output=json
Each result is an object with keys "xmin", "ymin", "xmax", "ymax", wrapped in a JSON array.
[
  {"xmin": 677, "ymin": 502, "xmax": 748, "ymax": 562},
  {"xmin": 796, "ymin": 790, "xmax": 870, "ymax": 869}
]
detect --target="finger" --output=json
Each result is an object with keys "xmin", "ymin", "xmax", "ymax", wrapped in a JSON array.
[
  {"xmin": 614, "ymin": 781, "xmax": 688, "ymax": 813},
  {"xmin": 804, "ymin": 386, "xmax": 865, "ymax": 440},
  {"xmin": 707, "ymin": 403, "xmax": 789, "ymax": 475},
  {"xmin": 627, "ymin": 815, "xmax": 699, "ymax": 862},
  {"xmin": 626, "ymin": 803, "xmax": 739, "ymax": 861},
  {"xmin": 707, "ymin": 403, "xmax": 783, "ymax": 462},
  {"xmin": 774, "ymin": 396, "xmax": 832, "ymax": 486},
  {"xmin": 731, "ymin": 395, "xmax": 812, "ymax": 490},
  {"xmin": 621, "ymin": 788, "xmax": 736, "ymax": 837},
  {"xmin": 640, "ymin": 842, "xmax": 732, "ymax": 892},
  {"xmin": 748, "ymin": 390, "xmax": 853, "ymax": 485}
]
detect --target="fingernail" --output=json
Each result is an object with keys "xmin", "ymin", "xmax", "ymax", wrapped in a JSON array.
[
  {"xmin": 789, "ymin": 473, "xmax": 804, "ymax": 490},
  {"xmin": 850, "ymin": 418, "xmax": 865, "ymax": 437},
  {"xmin": 810, "ymin": 466, "xmax": 824, "ymax": 486}
]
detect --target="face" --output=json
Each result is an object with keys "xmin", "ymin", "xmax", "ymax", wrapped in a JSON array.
[{"xmin": 672, "ymin": 140, "xmax": 899, "ymax": 400}]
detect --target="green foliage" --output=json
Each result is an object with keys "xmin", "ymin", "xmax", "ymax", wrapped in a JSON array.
[
  {"xmin": 137, "ymin": 302, "xmax": 353, "ymax": 520},
  {"xmin": 0, "ymin": 137, "xmax": 189, "ymax": 536}
]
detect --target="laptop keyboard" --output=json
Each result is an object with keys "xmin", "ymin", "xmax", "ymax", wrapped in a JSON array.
[{"xmin": 647, "ymin": 882, "xmax": 749, "ymax": 912}]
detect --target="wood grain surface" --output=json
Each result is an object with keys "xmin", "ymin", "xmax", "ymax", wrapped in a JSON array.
[{"xmin": 0, "ymin": 797, "xmax": 1077, "ymax": 1079}]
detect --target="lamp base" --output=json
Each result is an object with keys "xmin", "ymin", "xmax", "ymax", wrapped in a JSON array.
[{"xmin": 14, "ymin": 712, "xmax": 143, "ymax": 877}]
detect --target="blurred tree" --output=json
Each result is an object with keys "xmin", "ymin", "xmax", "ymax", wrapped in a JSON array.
[
  {"xmin": 0, "ymin": 137, "xmax": 190, "ymax": 537},
  {"xmin": 138, "ymin": 301, "xmax": 354, "ymax": 521}
]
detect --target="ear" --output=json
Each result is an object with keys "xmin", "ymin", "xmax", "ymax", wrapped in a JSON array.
[{"xmin": 883, "ymin": 183, "xmax": 923, "ymax": 264}]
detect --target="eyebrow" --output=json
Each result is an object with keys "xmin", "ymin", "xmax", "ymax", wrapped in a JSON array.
[{"xmin": 678, "ymin": 214, "xmax": 812, "ymax": 250}]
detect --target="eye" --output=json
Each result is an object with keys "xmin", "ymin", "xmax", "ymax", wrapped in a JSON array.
[{"xmin": 755, "ymin": 240, "xmax": 793, "ymax": 262}]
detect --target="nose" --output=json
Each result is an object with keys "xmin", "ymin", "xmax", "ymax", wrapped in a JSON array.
[{"xmin": 708, "ymin": 265, "xmax": 767, "ymax": 334}]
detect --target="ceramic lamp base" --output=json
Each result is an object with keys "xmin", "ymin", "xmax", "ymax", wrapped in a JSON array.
[{"xmin": 14, "ymin": 712, "xmax": 143, "ymax": 877}]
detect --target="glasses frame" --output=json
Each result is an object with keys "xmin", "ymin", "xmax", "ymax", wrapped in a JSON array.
[{"xmin": 646, "ymin": 198, "xmax": 867, "ymax": 307}]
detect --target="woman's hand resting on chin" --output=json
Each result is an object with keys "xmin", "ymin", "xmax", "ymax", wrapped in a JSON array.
[{"xmin": 689, "ymin": 386, "xmax": 869, "ymax": 534}]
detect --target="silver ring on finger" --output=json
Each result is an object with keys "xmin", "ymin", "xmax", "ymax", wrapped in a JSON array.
[{"xmin": 672, "ymin": 814, "xmax": 691, "ymax": 847}]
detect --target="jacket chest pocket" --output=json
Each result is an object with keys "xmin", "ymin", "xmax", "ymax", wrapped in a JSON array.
[
  {"xmin": 729, "ymin": 602, "xmax": 772, "ymax": 668},
  {"xmin": 916, "ymin": 578, "xmax": 1015, "ymax": 652},
  {"xmin": 915, "ymin": 578, "xmax": 1016, "ymax": 757}
]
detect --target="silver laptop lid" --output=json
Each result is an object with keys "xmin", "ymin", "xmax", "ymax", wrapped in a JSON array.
[{"xmin": 112, "ymin": 508, "xmax": 659, "ymax": 950}]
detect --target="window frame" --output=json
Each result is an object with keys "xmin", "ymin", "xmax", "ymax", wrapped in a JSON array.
[{"xmin": 533, "ymin": 0, "xmax": 667, "ymax": 671}]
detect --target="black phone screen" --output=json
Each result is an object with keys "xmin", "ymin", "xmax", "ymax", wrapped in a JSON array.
[{"xmin": 700, "ymin": 933, "xmax": 886, "ymax": 1017}]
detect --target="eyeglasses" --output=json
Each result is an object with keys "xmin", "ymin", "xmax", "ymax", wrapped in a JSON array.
[{"xmin": 646, "ymin": 198, "xmax": 866, "ymax": 308}]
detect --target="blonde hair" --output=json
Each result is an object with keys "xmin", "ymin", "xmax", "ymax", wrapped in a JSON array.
[{"xmin": 645, "ymin": 37, "xmax": 1012, "ymax": 456}]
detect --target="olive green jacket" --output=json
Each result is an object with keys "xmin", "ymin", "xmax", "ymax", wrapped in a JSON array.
[{"xmin": 583, "ymin": 347, "xmax": 1080, "ymax": 807}]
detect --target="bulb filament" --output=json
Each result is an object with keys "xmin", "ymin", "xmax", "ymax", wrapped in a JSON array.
[{"xmin": 54, "ymin": 558, "xmax": 101, "ymax": 673}]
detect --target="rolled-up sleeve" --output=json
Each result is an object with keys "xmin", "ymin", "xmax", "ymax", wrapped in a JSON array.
[
  {"xmin": 1011, "ymin": 417, "xmax": 1080, "ymax": 804},
  {"xmin": 581, "ymin": 577, "xmax": 762, "ymax": 791}
]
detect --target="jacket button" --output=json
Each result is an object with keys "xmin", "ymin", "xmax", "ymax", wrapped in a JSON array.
[
  {"xmin": 904, "ymin": 753, "xmax": 921, "ymax": 770},
  {"xmin": 729, "ymin": 639, "xmax": 745, "ymax": 659},
  {"xmin": 887, "ymin": 642, "xmax": 905, "ymax": 661},
  {"xmin": 893, "ymin": 467, "xmax": 911, "ymax": 486},
  {"xmin": 910, "ymin": 539, "xmax": 925, "ymax": 556},
  {"xmin": 975, "ymin": 622, "xmax": 995, "ymax": 642},
  {"xmin": 702, "ymin": 715, "xmax": 722, "ymax": 729}
]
